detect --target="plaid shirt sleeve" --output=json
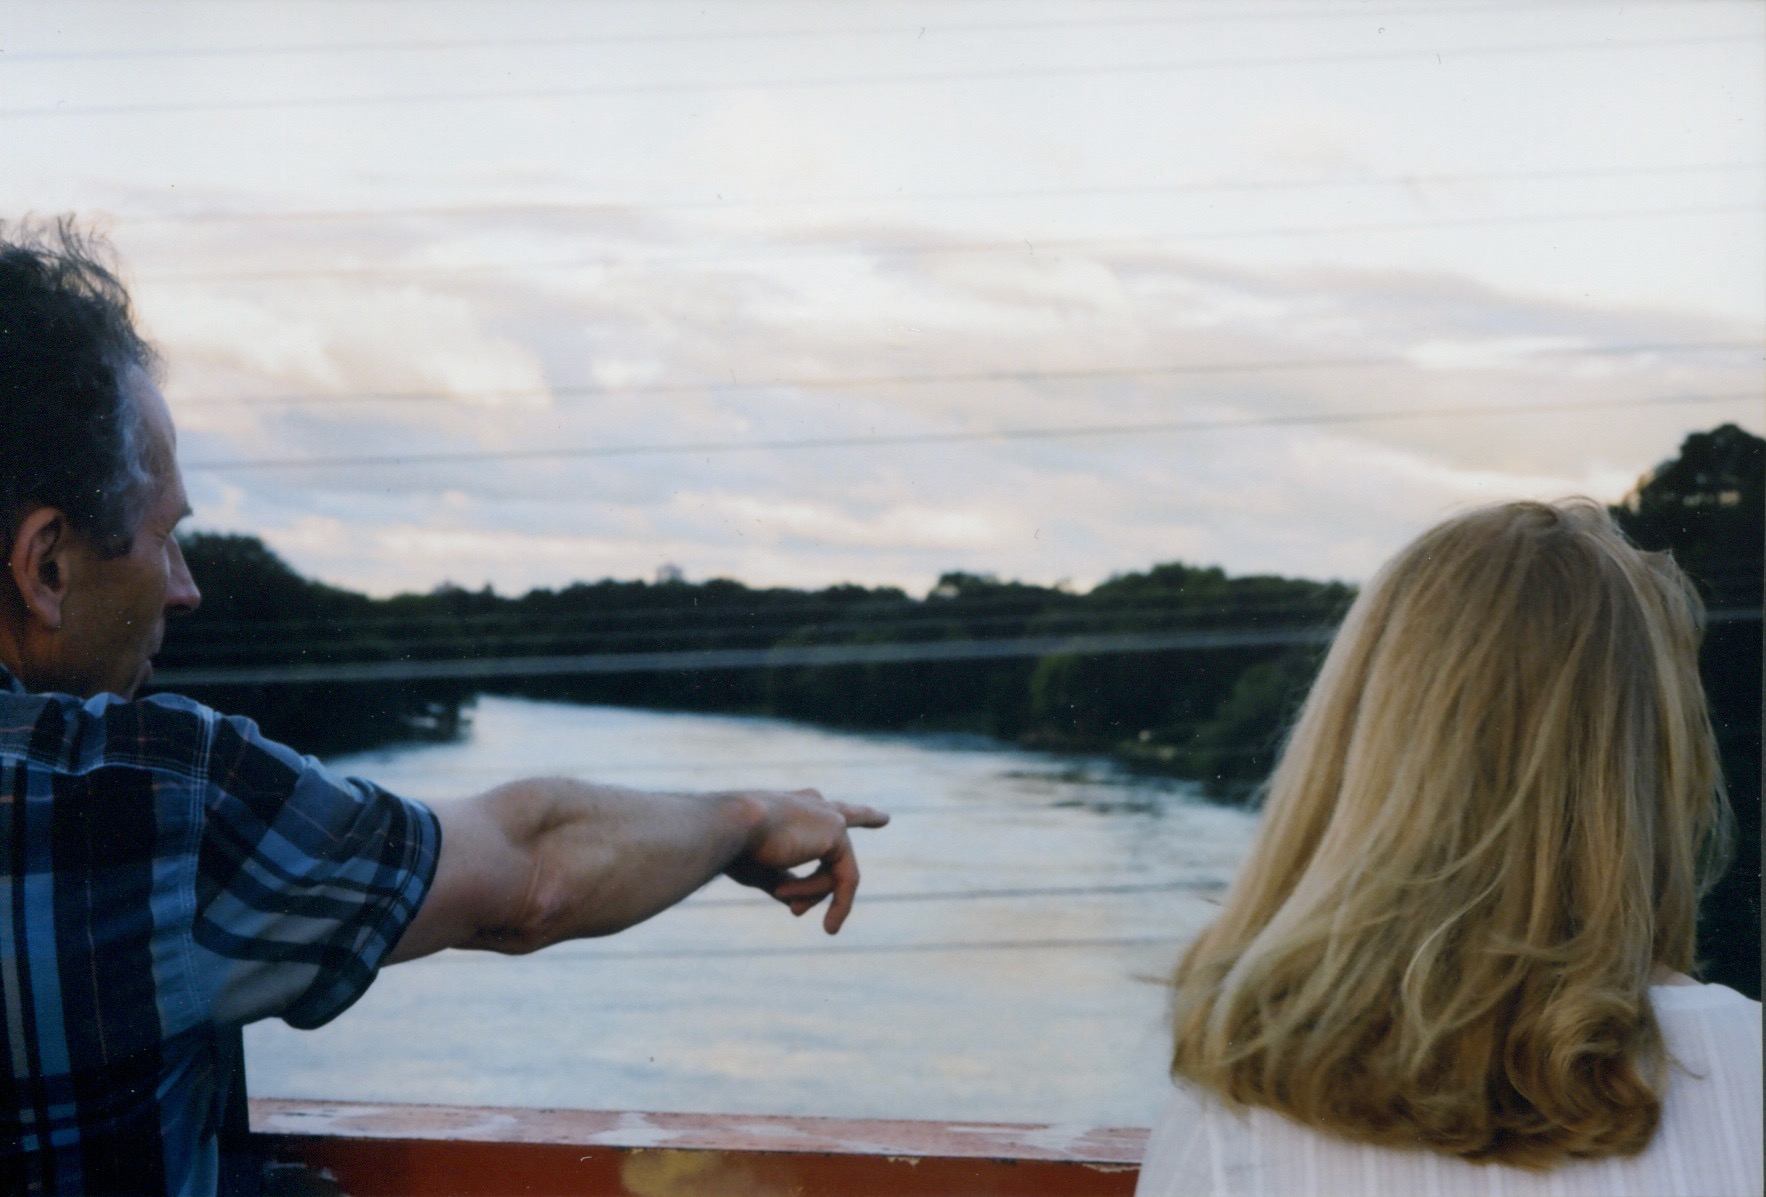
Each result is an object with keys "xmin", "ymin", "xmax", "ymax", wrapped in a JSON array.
[
  {"xmin": 183, "ymin": 706, "xmax": 441, "ymax": 1030},
  {"xmin": 39, "ymin": 689, "xmax": 442, "ymax": 1034},
  {"xmin": 2, "ymin": 678, "xmax": 440, "ymax": 1195}
]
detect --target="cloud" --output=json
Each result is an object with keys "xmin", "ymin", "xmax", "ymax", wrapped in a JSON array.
[
  {"xmin": 148, "ymin": 280, "xmax": 551, "ymax": 404},
  {"xmin": 682, "ymin": 493, "xmax": 1014, "ymax": 551},
  {"xmin": 120, "ymin": 200, "xmax": 1760, "ymax": 597}
]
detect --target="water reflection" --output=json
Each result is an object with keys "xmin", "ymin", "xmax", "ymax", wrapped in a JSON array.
[{"xmin": 245, "ymin": 696, "xmax": 1259, "ymax": 1126}]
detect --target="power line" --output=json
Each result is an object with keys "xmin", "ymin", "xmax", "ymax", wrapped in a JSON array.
[
  {"xmin": 173, "ymin": 355, "xmax": 1397, "ymax": 407},
  {"xmin": 148, "ymin": 624, "xmax": 1342, "ymax": 686},
  {"xmin": 311, "ymin": 786, "xmax": 1237, "ymax": 806},
  {"xmin": 303, "ymin": 759, "xmax": 1232, "ymax": 794},
  {"xmin": 142, "ymin": 609, "xmax": 1764, "ymax": 687},
  {"xmin": 136, "ymin": 202, "xmax": 1766, "ymax": 285},
  {"xmin": 147, "ymin": 604, "xmax": 1763, "ymax": 687},
  {"xmin": 4, "ymin": 2, "xmax": 1714, "ymax": 63},
  {"xmin": 679, "ymin": 880, "xmax": 1227, "ymax": 909},
  {"xmin": 168, "ymin": 579, "xmax": 1351, "ymax": 633},
  {"xmin": 168, "ymin": 601, "xmax": 1352, "ymax": 657},
  {"xmin": 9, "ymin": 33, "xmax": 1755, "ymax": 119},
  {"xmin": 311, "ymin": 761, "xmax": 1216, "ymax": 802},
  {"xmin": 167, "ymin": 582, "xmax": 1351, "ymax": 635},
  {"xmin": 76, "ymin": 161, "xmax": 1766, "ymax": 230},
  {"xmin": 178, "ymin": 390, "xmax": 1762, "ymax": 472},
  {"xmin": 166, "ymin": 615, "xmax": 1326, "ymax": 659},
  {"xmin": 167, "ymin": 342, "xmax": 1763, "ymax": 409},
  {"xmin": 431, "ymin": 933, "xmax": 1187, "ymax": 963},
  {"xmin": 168, "ymin": 614, "xmax": 1328, "ymax": 653},
  {"xmin": 167, "ymin": 611, "xmax": 1316, "ymax": 653}
]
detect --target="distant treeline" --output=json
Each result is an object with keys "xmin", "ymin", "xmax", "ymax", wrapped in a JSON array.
[
  {"xmin": 153, "ymin": 423, "xmax": 1762, "ymax": 995},
  {"xmin": 158, "ymin": 534, "xmax": 1356, "ymax": 785}
]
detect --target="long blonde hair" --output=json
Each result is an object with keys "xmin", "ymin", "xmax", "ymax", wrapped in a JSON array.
[{"xmin": 1170, "ymin": 500, "xmax": 1730, "ymax": 1168}]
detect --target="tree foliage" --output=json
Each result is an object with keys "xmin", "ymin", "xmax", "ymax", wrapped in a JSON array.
[
  {"xmin": 1611, "ymin": 423, "xmax": 1762, "ymax": 998},
  {"xmin": 156, "ymin": 425, "xmax": 1761, "ymax": 994}
]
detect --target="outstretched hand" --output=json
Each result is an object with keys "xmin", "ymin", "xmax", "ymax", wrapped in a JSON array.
[
  {"xmin": 723, "ymin": 789, "xmax": 890, "ymax": 934},
  {"xmin": 389, "ymin": 779, "xmax": 891, "ymax": 964}
]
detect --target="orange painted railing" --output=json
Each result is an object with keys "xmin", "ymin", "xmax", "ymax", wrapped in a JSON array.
[{"xmin": 251, "ymin": 1099, "xmax": 1147, "ymax": 1196}]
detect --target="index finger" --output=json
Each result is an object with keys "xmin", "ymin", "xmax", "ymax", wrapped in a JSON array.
[
  {"xmin": 833, "ymin": 801, "xmax": 890, "ymax": 829},
  {"xmin": 821, "ymin": 834, "xmax": 861, "ymax": 935}
]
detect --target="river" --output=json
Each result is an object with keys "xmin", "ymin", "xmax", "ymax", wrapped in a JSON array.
[{"xmin": 242, "ymin": 696, "xmax": 1261, "ymax": 1128}]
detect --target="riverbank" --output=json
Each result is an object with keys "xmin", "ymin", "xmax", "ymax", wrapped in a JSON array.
[{"xmin": 159, "ymin": 425, "xmax": 1761, "ymax": 997}]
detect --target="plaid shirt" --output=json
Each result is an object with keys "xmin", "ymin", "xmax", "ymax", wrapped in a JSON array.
[{"xmin": 0, "ymin": 665, "xmax": 440, "ymax": 1196}]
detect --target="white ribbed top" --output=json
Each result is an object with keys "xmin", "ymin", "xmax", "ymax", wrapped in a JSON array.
[{"xmin": 1136, "ymin": 984, "xmax": 1763, "ymax": 1197}]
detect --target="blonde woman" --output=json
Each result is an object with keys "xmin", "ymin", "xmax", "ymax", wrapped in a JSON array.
[{"xmin": 1138, "ymin": 500, "xmax": 1762, "ymax": 1197}]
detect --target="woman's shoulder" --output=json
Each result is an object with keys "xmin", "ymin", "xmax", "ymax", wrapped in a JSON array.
[
  {"xmin": 1650, "ymin": 981, "xmax": 1763, "ymax": 1049},
  {"xmin": 1649, "ymin": 980, "xmax": 1761, "ymax": 1012},
  {"xmin": 1647, "ymin": 981, "xmax": 1761, "ymax": 1089},
  {"xmin": 1642, "ymin": 982, "xmax": 1763, "ymax": 1194},
  {"xmin": 1137, "ymin": 1007, "xmax": 1765, "ymax": 1197},
  {"xmin": 1137, "ymin": 1082, "xmax": 1221, "ymax": 1197}
]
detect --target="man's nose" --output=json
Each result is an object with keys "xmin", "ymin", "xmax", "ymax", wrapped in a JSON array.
[{"xmin": 166, "ymin": 538, "xmax": 201, "ymax": 615}]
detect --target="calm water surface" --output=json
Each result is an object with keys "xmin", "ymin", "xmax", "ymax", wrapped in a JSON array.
[{"xmin": 244, "ymin": 696, "xmax": 1260, "ymax": 1127}]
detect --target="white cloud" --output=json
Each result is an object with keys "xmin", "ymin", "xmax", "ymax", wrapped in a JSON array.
[
  {"xmin": 1403, "ymin": 337, "xmax": 1591, "ymax": 372},
  {"xmin": 686, "ymin": 493, "xmax": 1014, "ymax": 551},
  {"xmin": 149, "ymin": 281, "xmax": 551, "ymax": 405},
  {"xmin": 157, "ymin": 211, "xmax": 1757, "ymax": 596},
  {"xmin": 8, "ymin": 1, "xmax": 1759, "ymax": 597}
]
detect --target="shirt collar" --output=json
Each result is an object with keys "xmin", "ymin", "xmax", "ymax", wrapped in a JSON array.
[{"xmin": 0, "ymin": 662, "xmax": 25, "ymax": 695}]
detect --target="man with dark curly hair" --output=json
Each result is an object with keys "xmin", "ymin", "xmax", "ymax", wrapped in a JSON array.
[{"xmin": 0, "ymin": 221, "xmax": 888, "ymax": 1197}]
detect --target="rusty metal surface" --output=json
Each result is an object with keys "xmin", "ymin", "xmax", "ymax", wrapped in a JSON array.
[{"xmin": 252, "ymin": 1099, "xmax": 1147, "ymax": 1196}]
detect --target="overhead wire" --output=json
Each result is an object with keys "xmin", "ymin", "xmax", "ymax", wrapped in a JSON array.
[
  {"xmin": 8, "ymin": 33, "xmax": 1756, "ymax": 119},
  {"xmin": 164, "ymin": 577, "xmax": 1354, "ymax": 633},
  {"xmin": 165, "ymin": 599, "xmax": 1355, "ymax": 656},
  {"xmin": 679, "ymin": 880, "xmax": 1226, "ymax": 909},
  {"xmin": 16, "ymin": 24, "xmax": 1750, "ymax": 692},
  {"xmin": 143, "ymin": 605, "xmax": 1764, "ymax": 685},
  {"xmin": 164, "ymin": 341, "xmax": 1764, "ymax": 408},
  {"xmin": 148, "ymin": 624, "xmax": 1344, "ymax": 686},
  {"xmin": 163, "ymin": 620, "xmax": 1326, "ymax": 661},
  {"xmin": 18, "ymin": 17, "xmax": 1753, "ymax": 961},
  {"xmin": 309, "ymin": 760, "xmax": 1258, "ymax": 792},
  {"xmin": 134, "ymin": 202, "xmax": 1766, "ymax": 284},
  {"xmin": 428, "ymin": 933, "xmax": 1190, "ymax": 962},
  {"xmin": 179, "ymin": 390, "xmax": 1762, "ymax": 471},
  {"xmin": 165, "ymin": 613, "xmax": 1314, "ymax": 651},
  {"xmin": 5, "ymin": 1, "xmax": 1726, "ymax": 63},
  {"xmin": 134, "ymin": 604, "xmax": 1761, "ymax": 687},
  {"xmin": 97, "ymin": 160, "xmax": 1766, "ymax": 228}
]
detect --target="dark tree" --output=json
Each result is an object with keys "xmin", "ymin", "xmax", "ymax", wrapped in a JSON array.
[
  {"xmin": 145, "ymin": 429, "xmax": 1758, "ymax": 997},
  {"xmin": 1612, "ymin": 423, "xmax": 1763, "ymax": 999},
  {"xmin": 156, "ymin": 533, "xmax": 472, "ymax": 756}
]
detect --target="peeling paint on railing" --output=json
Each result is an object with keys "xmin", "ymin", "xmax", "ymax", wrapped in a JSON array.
[{"xmin": 253, "ymin": 1099, "xmax": 1148, "ymax": 1196}]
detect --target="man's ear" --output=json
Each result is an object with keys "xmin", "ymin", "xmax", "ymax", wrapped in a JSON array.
[{"xmin": 8, "ymin": 509, "xmax": 71, "ymax": 631}]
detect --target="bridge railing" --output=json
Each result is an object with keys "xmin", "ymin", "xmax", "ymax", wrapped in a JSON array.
[{"xmin": 252, "ymin": 1099, "xmax": 1147, "ymax": 1196}]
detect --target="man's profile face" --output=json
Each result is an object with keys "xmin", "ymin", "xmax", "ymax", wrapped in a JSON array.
[{"xmin": 50, "ymin": 370, "xmax": 200, "ymax": 699}]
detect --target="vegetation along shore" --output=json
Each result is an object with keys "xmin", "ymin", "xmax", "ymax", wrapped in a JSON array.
[{"xmin": 152, "ymin": 424, "xmax": 1762, "ymax": 996}]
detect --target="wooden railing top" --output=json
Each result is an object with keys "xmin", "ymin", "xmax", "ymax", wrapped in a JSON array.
[{"xmin": 252, "ymin": 1098, "xmax": 1148, "ymax": 1163}]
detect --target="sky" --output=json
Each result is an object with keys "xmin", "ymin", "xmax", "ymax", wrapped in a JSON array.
[{"xmin": 3, "ymin": 0, "xmax": 1762, "ymax": 597}]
